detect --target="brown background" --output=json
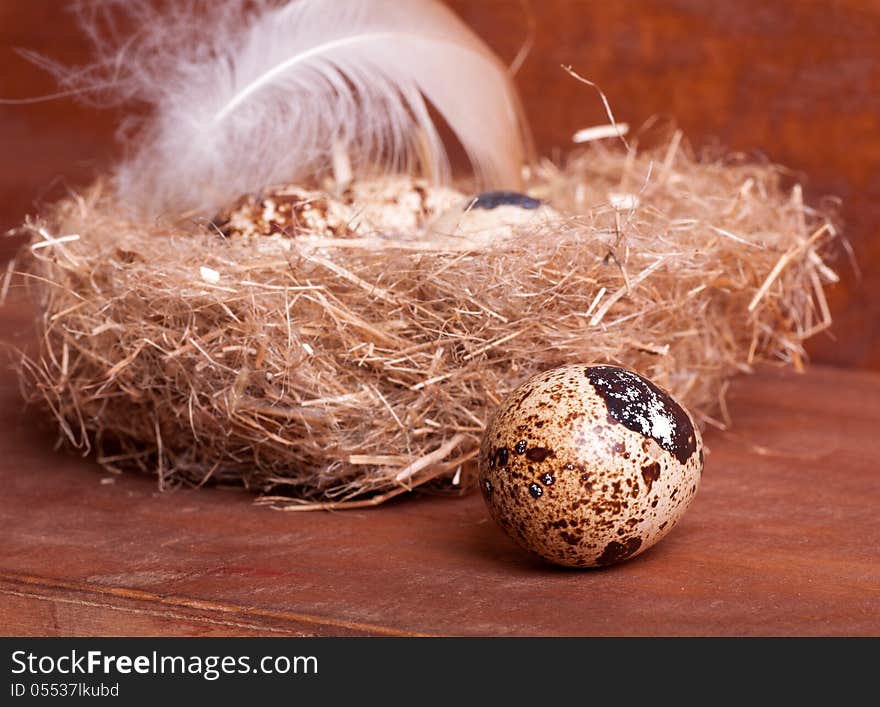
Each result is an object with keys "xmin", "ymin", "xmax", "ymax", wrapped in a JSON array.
[
  {"xmin": 1, "ymin": 0, "xmax": 878, "ymax": 367},
  {"xmin": 0, "ymin": 1, "xmax": 878, "ymax": 637}
]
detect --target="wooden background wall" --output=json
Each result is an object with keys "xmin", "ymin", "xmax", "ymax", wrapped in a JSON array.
[{"xmin": 1, "ymin": 0, "xmax": 877, "ymax": 368}]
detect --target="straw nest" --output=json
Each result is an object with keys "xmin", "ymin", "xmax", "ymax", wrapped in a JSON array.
[{"xmin": 13, "ymin": 134, "xmax": 840, "ymax": 509}]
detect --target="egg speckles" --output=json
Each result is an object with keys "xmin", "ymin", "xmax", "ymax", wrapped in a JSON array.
[
  {"xmin": 345, "ymin": 177, "xmax": 464, "ymax": 235},
  {"xmin": 470, "ymin": 191, "xmax": 542, "ymax": 211},
  {"xmin": 479, "ymin": 364, "xmax": 704, "ymax": 568}
]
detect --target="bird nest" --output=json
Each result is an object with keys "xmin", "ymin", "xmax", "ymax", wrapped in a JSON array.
[{"xmin": 12, "ymin": 136, "xmax": 839, "ymax": 509}]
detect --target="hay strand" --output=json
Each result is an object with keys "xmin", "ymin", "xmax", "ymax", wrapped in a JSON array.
[{"xmin": 12, "ymin": 137, "xmax": 840, "ymax": 507}]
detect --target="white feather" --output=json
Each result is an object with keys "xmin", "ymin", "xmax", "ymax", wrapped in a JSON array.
[{"xmin": 44, "ymin": 0, "xmax": 532, "ymax": 218}]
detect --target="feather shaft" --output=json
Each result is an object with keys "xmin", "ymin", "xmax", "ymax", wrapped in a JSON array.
[{"xmin": 214, "ymin": 32, "xmax": 496, "ymax": 126}]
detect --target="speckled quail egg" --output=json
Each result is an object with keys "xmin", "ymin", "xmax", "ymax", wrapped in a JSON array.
[
  {"xmin": 216, "ymin": 185, "xmax": 354, "ymax": 239},
  {"xmin": 216, "ymin": 178, "xmax": 465, "ymax": 240},
  {"xmin": 479, "ymin": 364, "xmax": 704, "ymax": 568},
  {"xmin": 429, "ymin": 190, "xmax": 561, "ymax": 242},
  {"xmin": 343, "ymin": 176, "xmax": 464, "ymax": 236}
]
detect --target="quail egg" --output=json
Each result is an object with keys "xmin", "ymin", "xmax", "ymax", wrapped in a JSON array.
[
  {"xmin": 216, "ymin": 178, "xmax": 464, "ymax": 240},
  {"xmin": 429, "ymin": 190, "xmax": 561, "ymax": 242},
  {"xmin": 344, "ymin": 176, "xmax": 464, "ymax": 235},
  {"xmin": 479, "ymin": 364, "xmax": 704, "ymax": 568},
  {"xmin": 216, "ymin": 185, "xmax": 354, "ymax": 239}
]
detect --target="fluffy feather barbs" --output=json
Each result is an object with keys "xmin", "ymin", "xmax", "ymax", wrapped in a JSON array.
[{"xmin": 45, "ymin": 0, "xmax": 532, "ymax": 219}]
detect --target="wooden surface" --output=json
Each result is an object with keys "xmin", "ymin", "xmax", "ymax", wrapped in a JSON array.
[
  {"xmin": 0, "ymin": 0, "xmax": 878, "ymax": 638},
  {"xmin": 0, "ymin": 300, "xmax": 877, "ymax": 636},
  {"xmin": 1, "ymin": 0, "xmax": 879, "ymax": 368}
]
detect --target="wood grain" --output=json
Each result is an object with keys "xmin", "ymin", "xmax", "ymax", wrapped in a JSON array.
[
  {"xmin": 0, "ymin": 304, "xmax": 876, "ymax": 636},
  {"xmin": 0, "ymin": 0, "xmax": 878, "ymax": 367}
]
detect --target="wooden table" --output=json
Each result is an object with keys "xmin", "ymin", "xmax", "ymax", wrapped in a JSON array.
[{"xmin": 0, "ymin": 304, "xmax": 876, "ymax": 637}]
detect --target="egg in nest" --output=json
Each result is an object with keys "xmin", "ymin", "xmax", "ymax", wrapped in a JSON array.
[
  {"xmin": 343, "ymin": 176, "xmax": 464, "ymax": 235},
  {"xmin": 216, "ymin": 177, "xmax": 464, "ymax": 240},
  {"xmin": 429, "ymin": 190, "xmax": 561, "ymax": 242},
  {"xmin": 479, "ymin": 364, "xmax": 704, "ymax": 568},
  {"xmin": 216, "ymin": 185, "xmax": 354, "ymax": 239}
]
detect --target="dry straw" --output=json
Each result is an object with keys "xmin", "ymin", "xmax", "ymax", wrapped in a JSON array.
[{"xmin": 11, "ymin": 133, "xmax": 839, "ymax": 509}]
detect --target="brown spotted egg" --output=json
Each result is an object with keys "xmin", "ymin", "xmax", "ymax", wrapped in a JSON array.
[
  {"xmin": 215, "ymin": 178, "xmax": 464, "ymax": 240},
  {"xmin": 479, "ymin": 364, "xmax": 703, "ymax": 568},
  {"xmin": 429, "ymin": 191, "xmax": 561, "ymax": 242},
  {"xmin": 344, "ymin": 176, "xmax": 464, "ymax": 235},
  {"xmin": 216, "ymin": 185, "xmax": 354, "ymax": 239}
]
